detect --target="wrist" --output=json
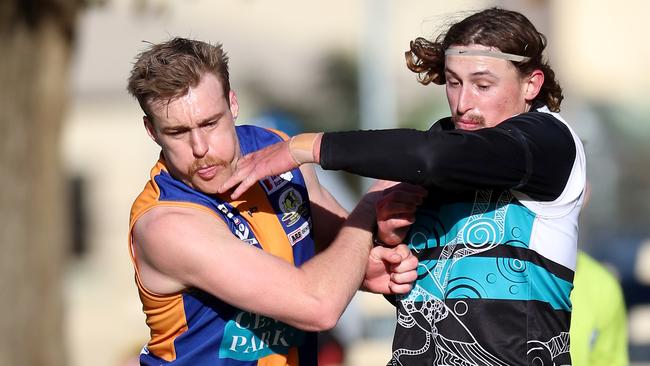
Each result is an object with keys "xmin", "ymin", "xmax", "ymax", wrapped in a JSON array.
[
  {"xmin": 312, "ymin": 132, "xmax": 323, "ymax": 163},
  {"xmin": 288, "ymin": 133, "xmax": 320, "ymax": 164}
]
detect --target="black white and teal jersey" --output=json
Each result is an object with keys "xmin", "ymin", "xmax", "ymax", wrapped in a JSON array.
[{"xmin": 321, "ymin": 104, "xmax": 586, "ymax": 365}]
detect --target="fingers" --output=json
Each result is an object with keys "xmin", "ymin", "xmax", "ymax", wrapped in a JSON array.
[
  {"xmin": 376, "ymin": 207, "xmax": 419, "ymax": 246},
  {"xmin": 388, "ymin": 245, "xmax": 418, "ymax": 294},
  {"xmin": 377, "ymin": 201, "xmax": 421, "ymax": 218},
  {"xmin": 367, "ymin": 244, "xmax": 419, "ymax": 295},
  {"xmin": 379, "ymin": 214, "xmax": 417, "ymax": 228},
  {"xmin": 377, "ymin": 225, "xmax": 410, "ymax": 246},
  {"xmin": 387, "ymin": 258, "xmax": 418, "ymax": 295},
  {"xmin": 379, "ymin": 188, "xmax": 427, "ymax": 209},
  {"xmin": 372, "ymin": 244, "xmax": 417, "ymax": 273},
  {"xmin": 229, "ymin": 174, "xmax": 259, "ymax": 200},
  {"xmin": 390, "ymin": 268, "xmax": 418, "ymax": 283},
  {"xmin": 389, "ymin": 282, "xmax": 413, "ymax": 294},
  {"xmin": 369, "ymin": 245, "xmax": 402, "ymax": 264},
  {"xmin": 376, "ymin": 186, "xmax": 427, "ymax": 218},
  {"xmin": 218, "ymin": 140, "xmax": 299, "ymax": 199},
  {"xmin": 390, "ymin": 245, "xmax": 418, "ymax": 273},
  {"xmin": 375, "ymin": 184, "xmax": 427, "ymax": 245},
  {"xmin": 220, "ymin": 160, "xmax": 259, "ymax": 200}
]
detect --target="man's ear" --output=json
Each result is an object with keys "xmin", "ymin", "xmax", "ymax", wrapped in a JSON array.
[
  {"xmin": 229, "ymin": 90, "xmax": 239, "ymax": 121},
  {"xmin": 143, "ymin": 115, "xmax": 160, "ymax": 145},
  {"xmin": 524, "ymin": 69, "xmax": 545, "ymax": 101}
]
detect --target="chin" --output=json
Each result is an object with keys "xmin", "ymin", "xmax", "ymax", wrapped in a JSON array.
[{"xmin": 191, "ymin": 179, "xmax": 223, "ymax": 195}]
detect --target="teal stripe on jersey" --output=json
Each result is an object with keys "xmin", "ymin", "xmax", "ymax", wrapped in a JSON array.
[
  {"xmin": 409, "ymin": 199, "xmax": 535, "ymax": 252},
  {"xmin": 412, "ymin": 256, "xmax": 573, "ymax": 311}
]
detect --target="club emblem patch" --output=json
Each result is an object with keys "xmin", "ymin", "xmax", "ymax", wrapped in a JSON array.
[{"xmin": 278, "ymin": 188, "xmax": 306, "ymax": 226}]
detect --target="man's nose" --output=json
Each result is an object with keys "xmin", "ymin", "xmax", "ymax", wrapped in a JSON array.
[
  {"xmin": 189, "ymin": 129, "xmax": 208, "ymax": 158},
  {"xmin": 455, "ymin": 86, "xmax": 474, "ymax": 115}
]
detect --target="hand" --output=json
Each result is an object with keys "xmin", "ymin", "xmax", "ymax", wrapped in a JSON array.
[
  {"xmin": 219, "ymin": 133, "xmax": 321, "ymax": 200},
  {"xmin": 219, "ymin": 140, "xmax": 298, "ymax": 199},
  {"xmin": 362, "ymin": 244, "xmax": 418, "ymax": 294},
  {"xmin": 375, "ymin": 183, "xmax": 427, "ymax": 246}
]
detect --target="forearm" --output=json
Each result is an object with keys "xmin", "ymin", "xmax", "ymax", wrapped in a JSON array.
[
  {"xmin": 311, "ymin": 202, "xmax": 348, "ymax": 253},
  {"xmin": 319, "ymin": 129, "xmax": 440, "ymax": 184},
  {"xmin": 299, "ymin": 164, "xmax": 349, "ymax": 252},
  {"xmin": 297, "ymin": 196, "xmax": 375, "ymax": 329},
  {"xmin": 319, "ymin": 128, "xmax": 528, "ymax": 189},
  {"xmin": 317, "ymin": 114, "xmax": 577, "ymax": 200}
]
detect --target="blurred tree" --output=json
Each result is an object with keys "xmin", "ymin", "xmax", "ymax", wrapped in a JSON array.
[{"xmin": 0, "ymin": 0, "xmax": 87, "ymax": 365}]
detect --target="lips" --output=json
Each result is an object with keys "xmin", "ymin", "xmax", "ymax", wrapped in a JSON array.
[
  {"xmin": 456, "ymin": 119, "xmax": 481, "ymax": 130},
  {"xmin": 196, "ymin": 165, "xmax": 218, "ymax": 180}
]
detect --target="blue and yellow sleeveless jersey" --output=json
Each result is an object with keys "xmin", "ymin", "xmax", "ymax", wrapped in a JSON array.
[{"xmin": 128, "ymin": 125, "xmax": 317, "ymax": 366}]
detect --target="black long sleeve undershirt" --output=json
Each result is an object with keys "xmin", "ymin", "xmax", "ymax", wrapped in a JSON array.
[{"xmin": 319, "ymin": 111, "xmax": 576, "ymax": 202}]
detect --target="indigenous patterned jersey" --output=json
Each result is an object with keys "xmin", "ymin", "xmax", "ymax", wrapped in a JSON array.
[
  {"xmin": 388, "ymin": 107, "xmax": 586, "ymax": 366},
  {"xmin": 128, "ymin": 125, "xmax": 317, "ymax": 366}
]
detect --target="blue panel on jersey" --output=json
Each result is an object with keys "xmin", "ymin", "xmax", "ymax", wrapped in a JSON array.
[
  {"xmin": 408, "ymin": 198, "xmax": 535, "ymax": 252},
  {"xmin": 410, "ymin": 257, "xmax": 572, "ymax": 311}
]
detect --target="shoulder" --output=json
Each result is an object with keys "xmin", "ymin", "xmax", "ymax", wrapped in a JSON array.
[
  {"xmin": 428, "ymin": 117, "xmax": 454, "ymax": 131},
  {"xmin": 131, "ymin": 205, "xmax": 247, "ymax": 295},
  {"xmin": 503, "ymin": 108, "xmax": 585, "ymax": 203},
  {"xmin": 133, "ymin": 205, "xmax": 227, "ymax": 250},
  {"xmin": 498, "ymin": 109, "xmax": 575, "ymax": 146},
  {"xmin": 236, "ymin": 124, "xmax": 290, "ymax": 154}
]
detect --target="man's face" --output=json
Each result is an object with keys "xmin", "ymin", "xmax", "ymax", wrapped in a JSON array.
[
  {"xmin": 444, "ymin": 44, "xmax": 535, "ymax": 131},
  {"xmin": 145, "ymin": 73, "xmax": 240, "ymax": 194}
]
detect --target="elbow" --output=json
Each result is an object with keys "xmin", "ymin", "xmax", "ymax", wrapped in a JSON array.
[
  {"xmin": 299, "ymin": 300, "xmax": 342, "ymax": 332},
  {"xmin": 309, "ymin": 314, "xmax": 338, "ymax": 332},
  {"xmin": 317, "ymin": 302, "xmax": 343, "ymax": 331},
  {"xmin": 419, "ymin": 153, "xmax": 447, "ymax": 187}
]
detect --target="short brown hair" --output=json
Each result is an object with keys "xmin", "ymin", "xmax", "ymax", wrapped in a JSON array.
[
  {"xmin": 405, "ymin": 7, "xmax": 563, "ymax": 112},
  {"xmin": 127, "ymin": 37, "xmax": 231, "ymax": 117}
]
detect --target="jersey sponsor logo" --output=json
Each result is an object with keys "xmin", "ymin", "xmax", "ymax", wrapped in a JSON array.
[
  {"xmin": 219, "ymin": 311, "xmax": 304, "ymax": 361},
  {"xmin": 280, "ymin": 171, "xmax": 293, "ymax": 181},
  {"xmin": 217, "ymin": 203, "xmax": 258, "ymax": 245},
  {"xmin": 288, "ymin": 221, "xmax": 310, "ymax": 246},
  {"xmin": 279, "ymin": 187, "xmax": 306, "ymax": 226},
  {"xmin": 260, "ymin": 172, "xmax": 293, "ymax": 194},
  {"xmin": 243, "ymin": 238, "xmax": 258, "ymax": 246}
]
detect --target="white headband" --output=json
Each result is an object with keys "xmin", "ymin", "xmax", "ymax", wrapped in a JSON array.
[{"xmin": 445, "ymin": 48, "xmax": 531, "ymax": 63}]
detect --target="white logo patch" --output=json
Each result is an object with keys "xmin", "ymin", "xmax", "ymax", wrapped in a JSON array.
[
  {"xmin": 288, "ymin": 221, "xmax": 310, "ymax": 246},
  {"xmin": 217, "ymin": 203, "xmax": 258, "ymax": 246},
  {"xmin": 260, "ymin": 172, "xmax": 293, "ymax": 194}
]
